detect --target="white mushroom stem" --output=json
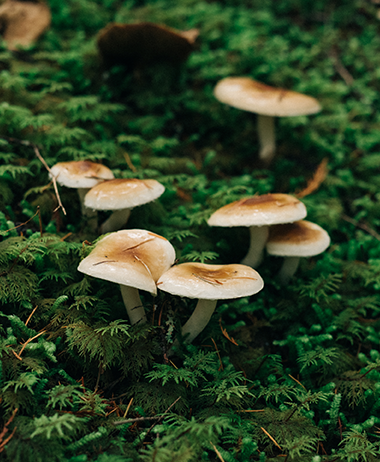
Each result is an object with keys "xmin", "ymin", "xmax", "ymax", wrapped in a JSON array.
[
  {"xmin": 120, "ymin": 284, "xmax": 147, "ymax": 325},
  {"xmin": 257, "ymin": 114, "xmax": 276, "ymax": 164},
  {"xmin": 77, "ymin": 188, "xmax": 98, "ymax": 230},
  {"xmin": 181, "ymin": 299, "xmax": 217, "ymax": 344},
  {"xmin": 100, "ymin": 209, "xmax": 132, "ymax": 234},
  {"xmin": 240, "ymin": 225, "xmax": 269, "ymax": 268},
  {"xmin": 277, "ymin": 256, "xmax": 300, "ymax": 285}
]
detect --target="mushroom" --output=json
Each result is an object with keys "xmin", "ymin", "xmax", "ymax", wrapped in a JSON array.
[
  {"xmin": 266, "ymin": 220, "xmax": 330, "ymax": 284},
  {"xmin": 49, "ymin": 160, "xmax": 114, "ymax": 228},
  {"xmin": 78, "ymin": 229, "xmax": 176, "ymax": 325},
  {"xmin": 213, "ymin": 77, "xmax": 321, "ymax": 164},
  {"xmin": 97, "ymin": 22, "xmax": 199, "ymax": 71},
  {"xmin": 0, "ymin": 1, "xmax": 51, "ymax": 51},
  {"xmin": 157, "ymin": 262, "xmax": 263, "ymax": 344},
  {"xmin": 207, "ymin": 193, "xmax": 307, "ymax": 268},
  {"xmin": 84, "ymin": 178, "xmax": 165, "ymax": 234}
]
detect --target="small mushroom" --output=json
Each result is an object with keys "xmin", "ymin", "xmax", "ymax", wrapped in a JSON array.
[
  {"xmin": 157, "ymin": 262, "xmax": 264, "ymax": 344},
  {"xmin": 50, "ymin": 160, "xmax": 114, "ymax": 228},
  {"xmin": 213, "ymin": 77, "xmax": 321, "ymax": 164},
  {"xmin": 207, "ymin": 193, "xmax": 307, "ymax": 268},
  {"xmin": 84, "ymin": 178, "xmax": 165, "ymax": 234},
  {"xmin": 77, "ymin": 229, "xmax": 176, "ymax": 325},
  {"xmin": 266, "ymin": 220, "xmax": 330, "ymax": 284}
]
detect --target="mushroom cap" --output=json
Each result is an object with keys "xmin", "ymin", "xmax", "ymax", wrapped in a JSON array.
[
  {"xmin": 214, "ymin": 77, "xmax": 321, "ymax": 117},
  {"xmin": 157, "ymin": 262, "xmax": 264, "ymax": 300},
  {"xmin": 266, "ymin": 220, "xmax": 330, "ymax": 257},
  {"xmin": 77, "ymin": 229, "xmax": 176, "ymax": 295},
  {"xmin": 84, "ymin": 178, "xmax": 165, "ymax": 211},
  {"xmin": 50, "ymin": 161, "xmax": 114, "ymax": 189},
  {"xmin": 0, "ymin": 1, "xmax": 51, "ymax": 51},
  {"xmin": 97, "ymin": 22, "xmax": 196, "ymax": 69},
  {"xmin": 207, "ymin": 193, "xmax": 307, "ymax": 227}
]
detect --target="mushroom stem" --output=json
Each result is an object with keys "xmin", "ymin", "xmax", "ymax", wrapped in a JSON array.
[
  {"xmin": 257, "ymin": 114, "xmax": 276, "ymax": 164},
  {"xmin": 181, "ymin": 299, "xmax": 217, "ymax": 344},
  {"xmin": 100, "ymin": 208, "xmax": 132, "ymax": 234},
  {"xmin": 277, "ymin": 256, "xmax": 300, "ymax": 285},
  {"xmin": 120, "ymin": 284, "xmax": 147, "ymax": 325},
  {"xmin": 241, "ymin": 225, "xmax": 269, "ymax": 268},
  {"xmin": 77, "ymin": 187, "xmax": 98, "ymax": 230}
]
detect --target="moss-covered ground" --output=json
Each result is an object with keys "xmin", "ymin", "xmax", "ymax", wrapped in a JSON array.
[{"xmin": 1, "ymin": 0, "xmax": 380, "ymax": 460}]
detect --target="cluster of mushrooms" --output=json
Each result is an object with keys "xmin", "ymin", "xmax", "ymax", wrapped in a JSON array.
[
  {"xmin": 49, "ymin": 157, "xmax": 330, "ymax": 347},
  {"xmin": 48, "ymin": 28, "xmax": 329, "ymax": 346}
]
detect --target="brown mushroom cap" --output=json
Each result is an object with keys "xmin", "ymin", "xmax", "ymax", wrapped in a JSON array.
[
  {"xmin": 50, "ymin": 161, "xmax": 114, "ymax": 189},
  {"xmin": 266, "ymin": 220, "xmax": 330, "ymax": 257},
  {"xmin": 207, "ymin": 194, "xmax": 307, "ymax": 228},
  {"xmin": 214, "ymin": 77, "xmax": 321, "ymax": 117},
  {"xmin": 97, "ymin": 22, "xmax": 198, "ymax": 69},
  {"xmin": 78, "ymin": 229, "xmax": 176, "ymax": 295},
  {"xmin": 84, "ymin": 178, "xmax": 165, "ymax": 211},
  {"xmin": 157, "ymin": 262, "xmax": 264, "ymax": 300},
  {"xmin": 0, "ymin": 1, "xmax": 51, "ymax": 51}
]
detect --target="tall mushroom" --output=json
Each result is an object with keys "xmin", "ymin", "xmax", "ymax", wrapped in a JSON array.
[
  {"xmin": 77, "ymin": 229, "xmax": 176, "ymax": 325},
  {"xmin": 157, "ymin": 262, "xmax": 264, "ymax": 344},
  {"xmin": 84, "ymin": 178, "xmax": 165, "ymax": 234},
  {"xmin": 213, "ymin": 77, "xmax": 321, "ymax": 164},
  {"xmin": 207, "ymin": 193, "xmax": 307, "ymax": 268},
  {"xmin": 266, "ymin": 220, "xmax": 330, "ymax": 284}
]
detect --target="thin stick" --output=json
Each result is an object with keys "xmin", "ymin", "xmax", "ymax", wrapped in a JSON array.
[
  {"xmin": 236, "ymin": 409, "xmax": 264, "ymax": 413},
  {"xmin": 145, "ymin": 396, "xmax": 181, "ymax": 436},
  {"xmin": 211, "ymin": 338, "xmax": 223, "ymax": 371},
  {"xmin": 288, "ymin": 374, "xmax": 306, "ymax": 390},
  {"xmin": 0, "ymin": 136, "xmax": 66, "ymax": 215},
  {"xmin": 25, "ymin": 305, "xmax": 38, "ymax": 326},
  {"xmin": 19, "ymin": 330, "xmax": 46, "ymax": 357},
  {"xmin": 123, "ymin": 151, "xmax": 137, "ymax": 173},
  {"xmin": 210, "ymin": 441, "xmax": 225, "ymax": 462},
  {"xmin": 1, "ymin": 207, "xmax": 40, "ymax": 235},
  {"xmin": 123, "ymin": 397, "xmax": 134, "ymax": 418},
  {"xmin": 0, "ymin": 408, "xmax": 18, "ymax": 453},
  {"xmin": 341, "ymin": 214, "xmax": 380, "ymax": 241},
  {"xmin": 260, "ymin": 426, "xmax": 282, "ymax": 450},
  {"xmin": 113, "ymin": 396, "xmax": 181, "ymax": 427},
  {"xmin": 33, "ymin": 145, "xmax": 66, "ymax": 215}
]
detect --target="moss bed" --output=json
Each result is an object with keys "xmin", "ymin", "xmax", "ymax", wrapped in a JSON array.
[{"xmin": 1, "ymin": 0, "xmax": 380, "ymax": 460}]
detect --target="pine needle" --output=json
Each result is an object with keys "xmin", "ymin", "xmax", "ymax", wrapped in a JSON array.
[
  {"xmin": 295, "ymin": 158, "xmax": 328, "ymax": 198},
  {"xmin": 260, "ymin": 426, "xmax": 283, "ymax": 450},
  {"xmin": 210, "ymin": 441, "xmax": 225, "ymax": 462},
  {"xmin": 219, "ymin": 317, "xmax": 238, "ymax": 346}
]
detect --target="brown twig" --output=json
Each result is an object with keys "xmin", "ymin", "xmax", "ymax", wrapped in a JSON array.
[
  {"xmin": 1, "ymin": 136, "xmax": 66, "ymax": 215},
  {"xmin": 32, "ymin": 145, "xmax": 66, "ymax": 215},
  {"xmin": 211, "ymin": 337, "xmax": 223, "ymax": 371},
  {"xmin": 113, "ymin": 396, "xmax": 181, "ymax": 428},
  {"xmin": 219, "ymin": 317, "xmax": 238, "ymax": 346},
  {"xmin": 260, "ymin": 426, "xmax": 282, "ymax": 450},
  {"xmin": 341, "ymin": 214, "xmax": 380, "ymax": 241},
  {"xmin": 295, "ymin": 158, "xmax": 328, "ymax": 198},
  {"xmin": 329, "ymin": 48, "xmax": 355, "ymax": 86},
  {"xmin": 123, "ymin": 397, "xmax": 134, "ymax": 418},
  {"xmin": 0, "ymin": 408, "xmax": 18, "ymax": 453},
  {"xmin": 25, "ymin": 305, "xmax": 38, "ymax": 327},
  {"xmin": 123, "ymin": 151, "xmax": 137, "ymax": 173},
  {"xmin": 210, "ymin": 441, "xmax": 225, "ymax": 462},
  {"xmin": 1, "ymin": 207, "xmax": 41, "ymax": 236},
  {"xmin": 17, "ymin": 330, "xmax": 47, "ymax": 358}
]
